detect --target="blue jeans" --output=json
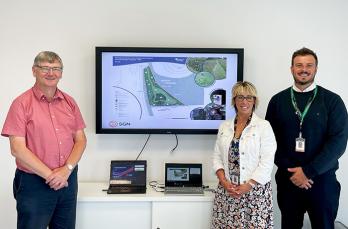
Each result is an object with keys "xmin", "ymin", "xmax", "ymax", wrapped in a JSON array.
[{"xmin": 13, "ymin": 167, "xmax": 78, "ymax": 229}]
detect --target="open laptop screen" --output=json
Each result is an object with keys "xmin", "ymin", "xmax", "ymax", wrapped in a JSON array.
[
  {"xmin": 110, "ymin": 160, "xmax": 146, "ymax": 186},
  {"xmin": 165, "ymin": 163, "xmax": 202, "ymax": 187}
]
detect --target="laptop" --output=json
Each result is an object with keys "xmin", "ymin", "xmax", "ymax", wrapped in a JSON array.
[
  {"xmin": 164, "ymin": 163, "xmax": 204, "ymax": 195},
  {"xmin": 107, "ymin": 160, "xmax": 147, "ymax": 194}
]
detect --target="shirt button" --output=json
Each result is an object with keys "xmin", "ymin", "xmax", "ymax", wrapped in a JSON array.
[
  {"xmin": 243, "ymin": 180, "xmax": 246, "ymax": 184},
  {"xmin": 56, "ymin": 128, "xmax": 59, "ymax": 131},
  {"xmin": 52, "ymin": 115, "xmax": 55, "ymax": 118},
  {"xmin": 242, "ymin": 167, "xmax": 245, "ymax": 170},
  {"xmin": 241, "ymin": 152, "xmax": 244, "ymax": 155},
  {"xmin": 59, "ymin": 141, "xmax": 62, "ymax": 144}
]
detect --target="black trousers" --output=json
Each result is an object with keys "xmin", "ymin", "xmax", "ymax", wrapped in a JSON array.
[{"xmin": 275, "ymin": 169, "xmax": 340, "ymax": 229}]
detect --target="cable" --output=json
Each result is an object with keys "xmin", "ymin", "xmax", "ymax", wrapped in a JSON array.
[
  {"xmin": 135, "ymin": 134, "xmax": 151, "ymax": 160},
  {"xmin": 170, "ymin": 134, "xmax": 178, "ymax": 153},
  {"xmin": 149, "ymin": 180, "xmax": 165, "ymax": 192}
]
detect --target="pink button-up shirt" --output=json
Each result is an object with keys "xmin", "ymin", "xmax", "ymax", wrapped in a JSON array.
[{"xmin": 1, "ymin": 85, "xmax": 86, "ymax": 173}]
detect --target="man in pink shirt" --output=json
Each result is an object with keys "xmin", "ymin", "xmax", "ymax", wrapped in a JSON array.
[{"xmin": 2, "ymin": 51, "xmax": 87, "ymax": 229}]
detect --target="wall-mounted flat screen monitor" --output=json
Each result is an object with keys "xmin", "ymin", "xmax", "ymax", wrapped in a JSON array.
[{"xmin": 96, "ymin": 47, "xmax": 244, "ymax": 134}]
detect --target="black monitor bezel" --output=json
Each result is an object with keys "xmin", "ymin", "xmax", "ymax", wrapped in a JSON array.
[
  {"xmin": 165, "ymin": 163, "xmax": 202, "ymax": 187},
  {"xmin": 96, "ymin": 47, "xmax": 244, "ymax": 134}
]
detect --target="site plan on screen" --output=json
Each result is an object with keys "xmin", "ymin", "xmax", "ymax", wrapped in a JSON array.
[{"xmin": 101, "ymin": 52, "xmax": 237, "ymax": 129}]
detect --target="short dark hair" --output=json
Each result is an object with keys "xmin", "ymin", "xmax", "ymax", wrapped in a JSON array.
[{"xmin": 291, "ymin": 47, "xmax": 318, "ymax": 66}]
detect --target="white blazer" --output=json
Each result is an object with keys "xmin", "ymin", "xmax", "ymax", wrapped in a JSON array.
[{"xmin": 212, "ymin": 113, "xmax": 277, "ymax": 185}]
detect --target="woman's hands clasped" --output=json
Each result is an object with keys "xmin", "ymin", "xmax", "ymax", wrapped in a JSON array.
[{"xmin": 220, "ymin": 180, "xmax": 252, "ymax": 198}]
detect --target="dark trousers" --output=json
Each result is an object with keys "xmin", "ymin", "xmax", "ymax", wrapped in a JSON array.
[
  {"xmin": 13, "ymin": 168, "xmax": 78, "ymax": 229},
  {"xmin": 275, "ymin": 169, "xmax": 340, "ymax": 229}
]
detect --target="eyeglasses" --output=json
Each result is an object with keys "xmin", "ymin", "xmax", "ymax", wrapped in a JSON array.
[
  {"xmin": 234, "ymin": 95, "xmax": 255, "ymax": 102},
  {"xmin": 36, "ymin": 65, "xmax": 63, "ymax": 74}
]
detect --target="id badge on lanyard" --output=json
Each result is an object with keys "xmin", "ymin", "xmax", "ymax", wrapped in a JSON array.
[
  {"xmin": 295, "ymin": 132, "xmax": 305, "ymax": 152},
  {"xmin": 230, "ymin": 172, "xmax": 239, "ymax": 185},
  {"xmin": 291, "ymin": 86, "xmax": 317, "ymax": 153}
]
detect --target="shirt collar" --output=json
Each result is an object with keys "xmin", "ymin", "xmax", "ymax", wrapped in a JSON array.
[
  {"xmin": 32, "ymin": 84, "xmax": 64, "ymax": 101},
  {"xmin": 292, "ymin": 82, "xmax": 316, "ymax": 92}
]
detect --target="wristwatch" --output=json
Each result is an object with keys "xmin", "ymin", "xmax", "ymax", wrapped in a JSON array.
[
  {"xmin": 66, "ymin": 163, "xmax": 74, "ymax": 171},
  {"xmin": 248, "ymin": 181, "xmax": 256, "ymax": 189}
]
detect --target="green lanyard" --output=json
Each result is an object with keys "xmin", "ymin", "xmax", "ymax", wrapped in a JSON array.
[{"xmin": 290, "ymin": 86, "xmax": 318, "ymax": 130}]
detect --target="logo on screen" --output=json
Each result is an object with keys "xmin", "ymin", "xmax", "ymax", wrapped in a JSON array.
[{"xmin": 109, "ymin": 120, "xmax": 131, "ymax": 128}]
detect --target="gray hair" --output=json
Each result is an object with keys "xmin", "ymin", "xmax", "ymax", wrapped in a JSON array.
[{"xmin": 33, "ymin": 51, "xmax": 63, "ymax": 68}]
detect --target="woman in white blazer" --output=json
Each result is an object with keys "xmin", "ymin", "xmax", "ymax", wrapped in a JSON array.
[{"xmin": 211, "ymin": 81, "xmax": 277, "ymax": 229}]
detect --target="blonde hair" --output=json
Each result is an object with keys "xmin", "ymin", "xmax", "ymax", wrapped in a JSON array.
[{"xmin": 232, "ymin": 81, "xmax": 259, "ymax": 111}]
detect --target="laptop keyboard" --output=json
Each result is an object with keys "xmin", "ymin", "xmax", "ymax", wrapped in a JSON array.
[
  {"xmin": 107, "ymin": 186, "xmax": 146, "ymax": 194},
  {"xmin": 165, "ymin": 187, "xmax": 204, "ymax": 195}
]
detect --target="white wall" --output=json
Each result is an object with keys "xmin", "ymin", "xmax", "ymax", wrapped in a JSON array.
[{"xmin": 1, "ymin": 0, "xmax": 347, "ymax": 228}]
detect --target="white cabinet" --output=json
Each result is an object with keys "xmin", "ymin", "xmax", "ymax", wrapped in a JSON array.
[
  {"xmin": 76, "ymin": 182, "xmax": 214, "ymax": 229},
  {"xmin": 77, "ymin": 201, "xmax": 152, "ymax": 229},
  {"xmin": 152, "ymin": 201, "xmax": 213, "ymax": 229}
]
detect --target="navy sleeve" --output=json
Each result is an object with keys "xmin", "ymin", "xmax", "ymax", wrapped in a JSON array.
[
  {"xmin": 266, "ymin": 95, "xmax": 293, "ymax": 169},
  {"xmin": 303, "ymin": 95, "xmax": 348, "ymax": 178}
]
